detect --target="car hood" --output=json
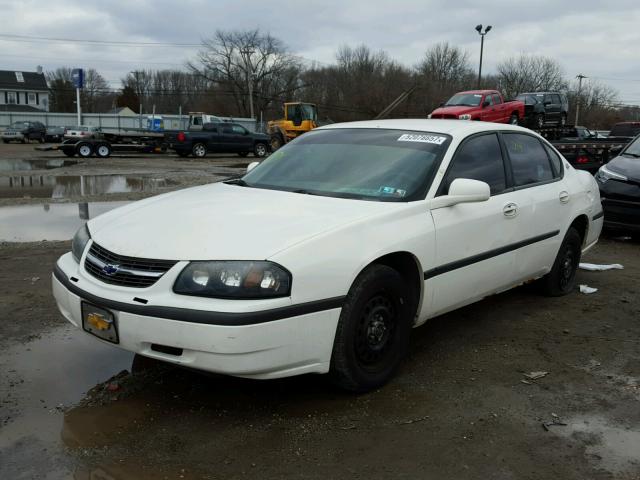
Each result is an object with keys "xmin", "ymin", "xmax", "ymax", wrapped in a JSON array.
[
  {"xmin": 607, "ymin": 155, "xmax": 640, "ymax": 183},
  {"xmin": 88, "ymin": 182, "xmax": 396, "ymax": 260},
  {"xmin": 431, "ymin": 106, "xmax": 478, "ymax": 116}
]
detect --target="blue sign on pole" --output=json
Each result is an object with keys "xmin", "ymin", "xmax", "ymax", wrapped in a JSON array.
[{"xmin": 72, "ymin": 68, "xmax": 84, "ymax": 89}]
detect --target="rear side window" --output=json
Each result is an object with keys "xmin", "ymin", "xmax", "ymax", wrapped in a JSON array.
[
  {"xmin": 504, "ymin": 133, "xmax": 554, "ymax": 187},
  {"xmin": 442, "ymin": 133, "xmax": 506, "ymax": 195},
  {"xmin": 484, "ymin": 95, "xmax": 494, "ymax": 106},
  {"xmin": 492, "ymin": 94, "xmax": 501, "ymax": 105},
  {"xmin": 543, "ymin": 143, "xmax": 563, "ymax": 177}
]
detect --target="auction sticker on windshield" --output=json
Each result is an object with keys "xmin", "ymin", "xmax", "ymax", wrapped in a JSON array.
[{"xmin": 397, "ymin": 134, "xmax": 447, "ymax": 144}]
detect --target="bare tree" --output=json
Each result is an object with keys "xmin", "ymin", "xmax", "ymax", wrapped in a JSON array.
[
  {"xmin": 415, "ymin": 42, "xmax": 475, "ymax": 112},
  {"xmin": 47, "ymin": 67, "xmax": 112, "ymax": 113},
  {"xmin": 188, "ymin": 29, "xmax": 304, "ymax": 117},
  {"xmin": 497, "ymin": 54, "xmax": 566, "ymax": 99},
  {"xmin": 567, "ymin": 78, "xmax": 619, "ymax": 128}
]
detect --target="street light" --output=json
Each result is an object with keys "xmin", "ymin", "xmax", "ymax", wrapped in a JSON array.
[{"xmin": 475, "ymin": 24, "xmax": 492, "ymax": 88}]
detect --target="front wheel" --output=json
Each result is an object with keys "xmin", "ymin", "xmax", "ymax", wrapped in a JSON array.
[
  {"xmin": 559, "ymin": 114, "xmax": 567, "ymax": 127},
  {"xmin": 254, "ymin": 142, "xmax": 268, "ymax": 158},
  {"xmin": 509, "ymin": 114, "xmax": 519, "ymax": 125},
  {"xmin": 192, "ymin": 142, "xmax": 207, "ymax": 158},
  {"xmin": 76, "ymin": 142, "xmax": 93, "ymax": 158},
  {"xmin": 329, "ymin": 264, "xmax": 416, "ymax": 392},
  {"xmin": 270, "ymin": 134, "xmax": 284, "ymax": 151},
  {"xmin": 535, "ymin": 113, "xmax": 545, "ymax": 129},
  {"xmin": 540, "ymin": 227, "xmax": 582, "ymax": 296}
]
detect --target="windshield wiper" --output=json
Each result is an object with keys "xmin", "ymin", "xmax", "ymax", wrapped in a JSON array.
[
  {"xmin": 224, "ymin": 178, "xmax": 249, "ymax": 186},
  {"xmin": 622, "ymin": 152, "xmax": 640, "ymax": 158}
]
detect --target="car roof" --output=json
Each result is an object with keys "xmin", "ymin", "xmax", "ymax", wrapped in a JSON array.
[
  {"xmin": 454, "ymin": 90, "xmax": 498, "ymax": 95},
  {"xmin": 317, "ymin": 118, "xmax": 536, "ymax": 137}
]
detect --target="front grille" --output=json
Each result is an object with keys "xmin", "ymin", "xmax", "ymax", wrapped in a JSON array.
[{"xmin": 84, "ymin": 242, "xmax": 177, "ymax": 288}]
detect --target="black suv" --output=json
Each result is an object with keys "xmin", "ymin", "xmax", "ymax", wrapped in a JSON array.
[
  {"xmin": 1, "ymin": 121, "xmax": 47, "ymax": 144},
  {"xmin": 516, "ymin": 92, "xmax": 569, "ymax": 128},
  {"xmin": 167, "ymin": 122, "xmax": 271, "ymax": 158}
]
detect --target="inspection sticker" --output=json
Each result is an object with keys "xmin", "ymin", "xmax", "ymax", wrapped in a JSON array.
[{"xmin": 397, "ymin": 134, "xmax": 446, "ymax": 145}]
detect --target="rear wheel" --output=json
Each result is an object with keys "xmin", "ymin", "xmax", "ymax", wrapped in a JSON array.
[
  {"xmin": 535, "ymin": 113, "xmax": 545, "ymax": 129},
  {"xmin": 330, "ymin": 264, "xmax": 415, "ymax": 392},
  {"xmin": 559, "ymin": 113, "xmax": 567, "ymax": 127},
  {"xmin": 541, "ymin": 227, "xmax": 582, "ymax": 296},
  {"xmin": 76, "ymin": 142, "xmax": 93, "ymax": 158},
  {"xmin": 270, "ymin": 134, "xmax": 284, "ymax": 151},
  {"xmin": 192, "ymin": 142, "xmax": 207, "ymax": 158},
  {"xmin": 509, "ymin": 114, "xmax": 519, "ymax": 125},
  {"xmin": 254, "ymin": 142, "xmax": 268, "ymax": 158},
  {"xmin": 95, "ymin": 142, "xmax": 112, "ymax": 158}
]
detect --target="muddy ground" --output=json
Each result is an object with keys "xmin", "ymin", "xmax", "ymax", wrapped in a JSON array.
[{"xmin": 1, "ymin": 143, "xmax": 640, "ymax": 479}]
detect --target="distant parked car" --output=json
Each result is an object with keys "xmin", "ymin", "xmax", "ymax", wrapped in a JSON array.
[
  {"xmin": 429, "ymin": 90, "xmax": 525, "ymax": 125},
  {"xmin": 64, "ymin": 126, "xmax": 102, "ymax": 140},
  {"xmin": 166, "ymin": 122, "xmax": 270, "ymax": 158},
  {"xmin": 45, "ymin": 126, "xmax": 65, "ymax": 143},
  {"xmin": 2, "ymin": 121, "xmax": 46, "ymax": 143},
  {"xmin": 595, "ymin": 132, "xmax": 640, "ymax": 236},
  {"xmin": 516, "ymin": 92, "xmax": 569, "ymax": 128}
]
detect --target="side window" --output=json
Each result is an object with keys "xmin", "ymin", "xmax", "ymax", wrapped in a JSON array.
[
  {"xmin": 543, "ymin": 143, "xmax": 563, "ymax": 177},
  {"xmin": 232, "ymin": 125, "xmax": 246, "ymax": 135},
  {"xmin": 442, "ymin": 133, "xmax": 506, "ymax": 195},
  {"xmin": 484, "ymin": 95, "xmax": 494, "ymax": 106},
  {"xmin": 504, "ymin": 133, "xmax": 554, "ymax": 186},
  {"xmin": 492, "ymin": 94, "xmax": 501, "ymax": 105},
  {"xmin": 222, "ymin": 125, "xmax": 233, "ymax": 134},
  {"xmin": 552, "ymin": 94, "xmax": 561, "ymax": 104}
]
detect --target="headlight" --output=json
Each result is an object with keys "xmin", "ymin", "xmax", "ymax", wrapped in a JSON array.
[
  {"xmin": 458, "ymin": 114, "xmax": 472, "ymax": 120},
  {"xmin": 174, "ymin": 261, "xmax": 291, "ymax": 299},
  {"xmin": 595, "ymin": 164, "xmax": 627, "ymax": 183},
  {"xmin": 71, "ymin": 224, "xmax": 91, "ymax": 262}
]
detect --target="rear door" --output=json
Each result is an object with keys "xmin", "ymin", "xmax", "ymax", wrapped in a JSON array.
[
  {"xmin": 544, "ymin": 94, "xmax": 560, "ymax": 122},
  {"xmin": 500, "ymin": 132, "xmax": 570, "ymax": 280},
  {"xmin": 428, "ymin": 132, "xmax": 527, "ymax": 316},
  {"xmin": 232, "ymin": 124, "xmax": 253, "ymax": 152},
  {"xmin": 493, "ymin": 94, "xmax": 507, "ymax": 122}
]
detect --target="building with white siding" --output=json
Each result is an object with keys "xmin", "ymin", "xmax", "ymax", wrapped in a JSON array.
[{"xmin": 0, "ymin": 68, "xmax": 49, "ymax": 112}]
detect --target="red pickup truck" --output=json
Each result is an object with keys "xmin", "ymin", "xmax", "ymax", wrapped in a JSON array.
[{"xmin": 430, "ymin": 90, "xmax": 525, "ymax": 125}]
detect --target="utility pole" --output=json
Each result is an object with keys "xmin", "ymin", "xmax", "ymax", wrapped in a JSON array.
[
  {"xmin": 240, "ymin": 46, "xmax": 255, "ymax": 119},
  {"xmin": 575, "ymin": 74, "xmax": 587, "ymax": 126},
  {"xmin": 475, "ymin": 25, "xmax": 492, "ymax": 88}
]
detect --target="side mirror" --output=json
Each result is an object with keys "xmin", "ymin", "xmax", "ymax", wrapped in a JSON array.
[
  {"xmin": 428, "ymin": 179, "xmax": 490, "ymax": 209},
  {"xmin": 246, "ymin": 161, "xmax": 259, "ymax": 173},
  {"xmin": 439, "ymin": 102, "xmax": 445, "ymax": 108},
  {"xmin": 482, "ymin": 100, "xmax": 490, "ymax": 108}
]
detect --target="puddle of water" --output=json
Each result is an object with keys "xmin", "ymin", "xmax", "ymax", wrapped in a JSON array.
[
  {"xmin": 0, "ymin": 174, "xmax": 171, "ymax": 199},
  {"xmin": 559, "ymin": 416, "xmax": 640, "ymax": 474},
  {"xmin": 0, "ymin": 324, "xmax": 133, "ymax": 477},
  {"xmin": 0, "ymin": 158, "xmax": 78, "ymax": 171},
  {"xmin": 0, "ymin": 201, "xmax": 129, "ymax": 242}
]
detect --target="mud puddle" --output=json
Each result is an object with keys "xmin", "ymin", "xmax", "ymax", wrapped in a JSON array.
[
  {"xmin": 0, "ymin": 324, "xmax": 133, "ymax": 478},
  {"xmin": 0, "ymin": 158, "xmax": 79, "ymax": 171},
  {"xmin": 555, "ymin": 416, "xmax": 640, "ymax": 475},
  {"xmin": 0, "ymin": 174, "xmax": 175, "ymax": 199},
  {"xmin": 0, "ymin": 201, "xmax": 129, "ymax": 242}
]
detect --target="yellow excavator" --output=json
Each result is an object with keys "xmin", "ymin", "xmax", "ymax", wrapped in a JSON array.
[{"xmin": 267, "ymin": 102, "xmax": 318, "ymax": 151}]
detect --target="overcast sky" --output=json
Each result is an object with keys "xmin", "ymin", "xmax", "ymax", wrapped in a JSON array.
[{"xmin": 2, "ymin": 0, "xmax": 640, "ymax": 102}]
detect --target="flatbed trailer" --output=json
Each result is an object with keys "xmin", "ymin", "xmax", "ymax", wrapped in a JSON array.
[{"xmin": 35, "ymin": 129, "xmax": 167, "ymax": 158}]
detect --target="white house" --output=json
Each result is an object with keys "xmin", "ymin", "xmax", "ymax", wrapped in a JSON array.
[{"xmin": 0, "ymin": 68, "xmax": 49, "ymax": 112}]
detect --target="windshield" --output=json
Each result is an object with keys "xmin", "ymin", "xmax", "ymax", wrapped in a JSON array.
[
  {"xmin": 286, "ymin": 104, "xmax": 317, "ymax": 122},
  {"xmin": 622, "ymin": 136, "xmax": 640, "ymax": 157},
  {"xmin": 241, "ymin": 128, "xmax": 450, "ymax": 201},
  {"xmin": 445, "ymin": 93, "xmax": 483, "ymax": 107}
]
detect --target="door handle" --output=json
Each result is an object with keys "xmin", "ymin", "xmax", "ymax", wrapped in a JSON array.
[
  {"xmin": 503, "ymin": 202, "xmax": 518, "ymax": 217},
  {"xmin": 559, "ymin": 191, "xmax": 570, "ymax": 203}
]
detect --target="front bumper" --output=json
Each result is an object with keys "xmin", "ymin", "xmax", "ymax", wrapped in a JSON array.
[
  {"xmin": 52, "ymin": 252, "xmax": 342, "ymax": 379},
  {"xmin": 2, "ymin": 132, "xmax": 25, "ymax": 141},
  {"xmin": 601, "ymin": 197, "xmax": 640, "ymax": 232}
]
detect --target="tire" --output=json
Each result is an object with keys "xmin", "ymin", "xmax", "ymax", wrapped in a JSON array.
[
  {"xmin": 76, "ymin": 142, "xmax": 93, "ymax": 158},
  {"xmin": 254, "ymin": 142, "xmax": 268, "ymax": 158},
  {"xmin": 2, "ymin": 139, "xmax": 8, "ymax": 144},
  {"xmin": 329, "ymin": 264, "xmax": 416, "ymax": 392},
  {"xmin": 540, "ymin": 227, "xmax": 582, "ymax": 296},
  {"xmin": 559, "ymin": 114, "xmax": 567, "ymax": 127},
  {"xmin": 238, "ymin": 152, "xmax": 250, "ymax": 157},
  {"xmin": 21, "ymin": 136, "xmax": 27, "ymax": 144},
  {"xmin": 535, "ymin": 113, "xmax": 545, "ymax": 129},
  {"xmin": 95, "ymin": 142, "xmax": 112, "ymax": 158},
  {"xmin": 270, "ymin": 134, "xmax": 284, "ymax": 151},
  {"xmin": 192, "ymin": 142, "xmax": 207, "ymax": 158},
  {"xmin": 508, "ymin": 114, "xmax": 519, "ymax": 125},
  {"xmin": 39, "ymin": 134, "xmax": 45, "ymax": 144}
]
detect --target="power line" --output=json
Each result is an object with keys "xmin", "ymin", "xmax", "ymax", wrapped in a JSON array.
[{"xmin": 0, "ymin": 33, "xmax": 201, "ymax": 47}]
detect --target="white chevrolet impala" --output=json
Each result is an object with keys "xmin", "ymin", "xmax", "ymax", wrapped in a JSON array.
[{"xmin": 53, "ymin": 120, "xmax": 603, "ymax": 392}]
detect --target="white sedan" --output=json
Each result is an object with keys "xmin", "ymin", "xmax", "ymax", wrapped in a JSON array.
[{"xmin": 52, "ymin": 120, "xmax": 603, "ymax": 392}]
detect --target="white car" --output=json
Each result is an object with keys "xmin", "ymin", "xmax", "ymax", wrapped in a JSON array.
[
  {"xmin": 64, "ymin": 125, "xmax": 102, "ymax": 140},
  {"xmin": 52, "ymin": 120, "xmax": 603, "ymax": 392}
]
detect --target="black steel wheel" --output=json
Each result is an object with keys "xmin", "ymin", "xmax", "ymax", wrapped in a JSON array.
[
  {"xmin": 330, "ymin": 264, "xmax": 416, "ymax": 392},
  {"xmin": 541, "ymin": 227, "xmax": 582, "ymax": 296}
]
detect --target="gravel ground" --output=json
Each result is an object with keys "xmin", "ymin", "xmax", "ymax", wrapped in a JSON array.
[{"xmin": 1, "ymin": 141, "xmax": 639, "ymax": 479}]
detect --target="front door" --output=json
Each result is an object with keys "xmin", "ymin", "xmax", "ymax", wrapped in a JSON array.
[{"xmin": 427, "ymin": 132, "xmax": 528, "ymax": 317}]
